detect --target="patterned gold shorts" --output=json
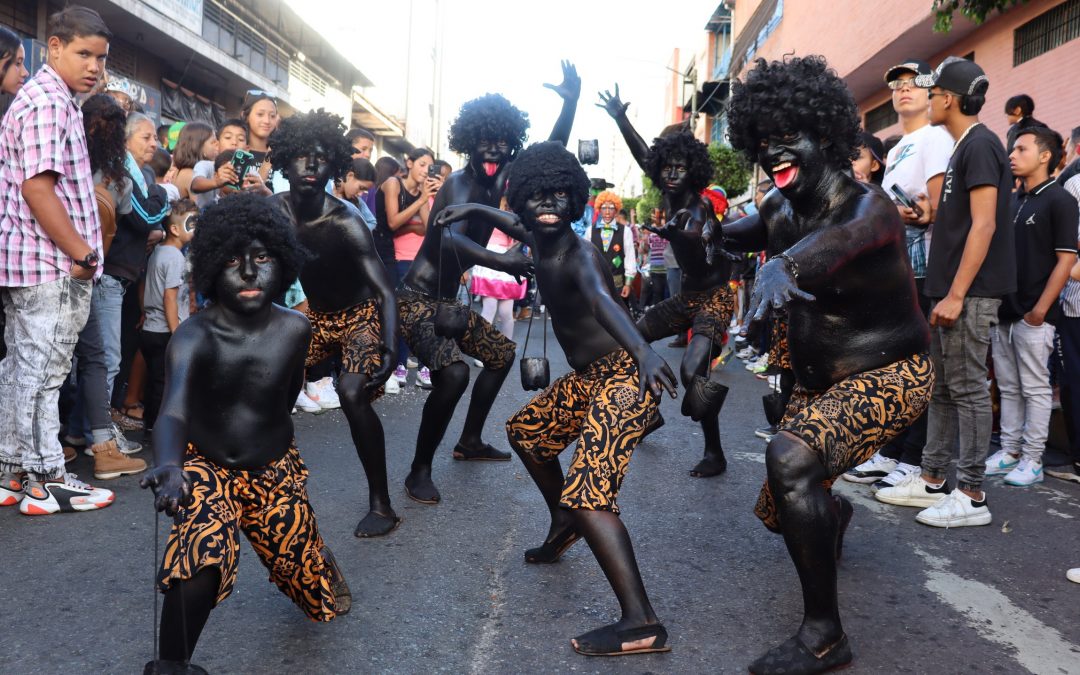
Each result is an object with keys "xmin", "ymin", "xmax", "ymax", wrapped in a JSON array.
[
  {"xmin": 397, "ymin": 289, "xmax": 515, "ymax": 371},
  {"xmin": 506, "ymin": 349, "xmax": 658, "ymax": 513},
  {"xmin": 769, "ymin": 314, "xmax": 791, "ymax": 371},
  {"xmin": 638, "ymin": 284, "xmax": 734, "ymax": 346},
  {"xmin": 754, "ymin": 352, "xmax": 934, "ymax": 531},
  {"xmin": 306, "ymin": 299, "xmax": 385, "ymax": 400},
  {"xmin": 158, "ymin": 445, "xmax": 341, "ymax": 622}
]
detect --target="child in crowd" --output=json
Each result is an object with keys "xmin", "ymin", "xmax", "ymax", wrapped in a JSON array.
[
  {"xmin": 191, "ymin": 119, "xmax": 269, "ymax": 206},
  {"xmin": 140, "ymin": 199, "xmax": 197, "ymax": 433},
  {"xmin": 150, "ymin": 147, "xmax": 179, "ymax": 202}
]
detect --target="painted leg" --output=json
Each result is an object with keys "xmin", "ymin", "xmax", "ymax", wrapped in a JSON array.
[
  {"xmin": 406, "ymin": 362, "xmax": 470, "ymax": 504},
  {"xmin": 682, "ymin": 335, "xmax": 727, "ymax": 477},
  {"xmin": 454, "ymin": 360, "xmax": 513, "ymax": 461},
  {"xmin": 338, "ymin": 373, "xmax": 399, "ymax": 537},
  {"xmin": 158, "ymin": 567, "xmax": 219, "ymax": 665},
  {"xmin": 507, "ymin": 434, "xmax": 578, "ymax": 563}
]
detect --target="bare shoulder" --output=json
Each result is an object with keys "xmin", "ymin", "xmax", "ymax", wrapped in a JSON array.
[{"xmin": 272, "ymin": 304, "xmax": 312, "ymax": 338}]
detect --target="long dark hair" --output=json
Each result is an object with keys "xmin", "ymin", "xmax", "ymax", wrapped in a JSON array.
[
  {"xmin": 172, "ymin": 121, "xmax": 214, "ymax": 170},
  {"xmin": 0, "ymin": 27, "xmax": 20, "ymax": 83},
  {"xmin": 373, "ymin": 156, "xmax": 401, "ymax": 188},
  {"xmin": 81, "ymin": 94, "xmax": 128, "ymax": 186}
]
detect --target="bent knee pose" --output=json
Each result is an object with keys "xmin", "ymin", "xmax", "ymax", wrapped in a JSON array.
[
  {"xmin": 455, "ymin": 142, "xmax": 678, "ymax": 656},
  {"xmin": 399, "ymin": 63, "xmax": 579, "ymax": 504},
  {"xmin": 714, "ymin": 57, "xmax": 935, "ymax": 674},
  {"xmin": 141, "ymin": 195, "xmax": 350, "ymax": 672},
  {"xmin": 598, "ymin": 89, "xmax": 734, "ymax": 477},
  {"xmin": 269, "ymin": 111, "xmax": 400, "ymax": 537}
]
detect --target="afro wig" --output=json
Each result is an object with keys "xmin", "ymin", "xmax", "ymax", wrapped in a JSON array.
[
  {"xmin": 506, "ymin": 141, "xmax": 591, "ymax": 223},
  {"xmin": 594, "ymin": 190, "xmax": 623, "ymax": 213},
  {"xmin": 190, "ymin": 192, "xmax": 306, "ymax": 301},
  {"xmin": 643, "ymin": 131, "xmax": 713, "ymax": 195},
  {"xmin": 448, "ymin": 94, "xmax": 530, "ymax": 158},
  {"xmin": 726, "ymin": 55, "xmax": 860, "ymax": 169},
  {"xmin": 268, "ymin": 109, "xmax": 353, "ymax": 181}
]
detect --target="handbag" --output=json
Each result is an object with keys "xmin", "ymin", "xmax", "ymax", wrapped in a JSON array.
[
  {"xmin": 681, "ymin": 335, "xmax": 729, "ymax": 422},
  {"xmin": 432, "ymin": 221, "xmax": 470, "ymax": 339},
  {"xmin": 519, "ymin": 298, "xmax": 550, "ymax": 391}
]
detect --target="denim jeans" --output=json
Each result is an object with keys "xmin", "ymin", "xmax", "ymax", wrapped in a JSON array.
[
  {"xmin": 1057, "ymin": 317, "xmax": 1080, "ymax": 462},
  {"xmin": 0, "ymin": 277, "xmax": 93, "ymax": 479},
  {"xmin": 921, "ymin": 296, "xmax": 1001, "ymax": 492},
  {"xmin": 93, "ymin": 273, "xmax": 126, "ymax": 401},
  {"xmin": 666, "ymin": 268, "xmax": 682, "ymax": 299},
  {"xmin": 67, "ymin": 287, "xmax": 114, "ymax": 443},
  {"xmin": 991, "ymin": 319, "xmax": 1055, "ymax": 462}
]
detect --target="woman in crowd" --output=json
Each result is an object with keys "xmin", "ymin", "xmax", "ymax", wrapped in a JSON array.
[
  {"xmin": 470, "ymin": 203, "xmax": 527, "ymax": 352},
  {"xmin": 169, "ymin": 121, "xmax": 217, "ymax": 200},
  {"xmin": 0, "ymin": 26, "xmax": 29, "ymax": 107},
  {"xmin": 242, "ymin": 90, "xmax": 279, "ymax": 184},
  {"xmin": 340, "ymin": 157, "xmax": 376, "ymax": 209}
]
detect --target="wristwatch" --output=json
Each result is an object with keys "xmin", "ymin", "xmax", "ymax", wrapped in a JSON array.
[{"xmin": 74, "ymin": 251, "xmax": 100, "ymax": 270}]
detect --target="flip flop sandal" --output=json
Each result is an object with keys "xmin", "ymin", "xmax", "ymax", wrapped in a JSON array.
[
  {"xmin": 748, "ymin": 634, "xmax": 852, "ymax": 674},
  {"xmin": 524, "ymin": 527, "xmax": 581, "ymax": 564},
  {"xmin": 404, "ymin": 483, "xmax": 441, "ymax": 505},
  {"xmin": 452, "ymin": 442, "xmax": 511, "ymax": 461},
  {"xmin": 320, "ymin": 546, "xmax": 352, "ymax": 616},
  {"xmin": 354, "ymin": 512, "xmax": 403, "ymax": 538},
  {"xmin": 572, "ymin": 623, "xmax": 671, "ymax": 657}
]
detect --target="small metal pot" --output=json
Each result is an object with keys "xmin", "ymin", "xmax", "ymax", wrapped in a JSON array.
[
  {"xmin": 681, "ymin": 377, "xmax": 729, "ymax": 422},
  {"xmin": 520, "ymin": 356, "xmax": 550, "ymax": 391},
  {"xmin": 433, "ymin": 302, "xmax": 469, "ymax": 339}
]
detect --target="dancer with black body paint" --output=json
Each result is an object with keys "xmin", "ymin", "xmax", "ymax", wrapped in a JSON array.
[
  {"xmin": 713, "ymin": 56, "xmax": 934, "ymax": 674},
  {"xmin": 141, "ymin": 194, "xmax": 350, "ymax": 672},
  {"xmin": 444, "ymin": 141, "xmax": 678, "ymax": 657},
  {"xmin": 398, "ymin": 62, "xmax": 580, "ymax": 505},
  {"xmin": 597, "ymin": 86, "xmax": 734, "ymax": 477}
]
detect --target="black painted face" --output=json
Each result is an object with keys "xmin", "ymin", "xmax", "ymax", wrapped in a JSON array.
[
  {"xmin": 214, "ymin": 238, "xmax": 282, "ymax": 315},
  {"xmin": 287, "ymin": 141, "xmax": 333, "ymax": 195},
  {"xmin": 659, "ymin": 155, "xmax": 690, "ymax": 195},
  {"xmin": 522, "ymin": 189, "xmax": 572, "ymax": 236},
  {"xmin": 471, "ymin": 138, "xmax": 510, "ymax": 180},
  {"xmin": 756, "ymin": 130, "xmax": 827, "ymax": 200}
]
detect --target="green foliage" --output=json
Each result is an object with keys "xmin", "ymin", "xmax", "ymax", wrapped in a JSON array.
[
  {"xmin": 637, "ymin": 175, "xmax": 662, "ymax": 223},
  {"xmin": 932, "ymin": 0, "xmax": 1027, "ymax": 32},
  {"xmin": 708, "ymin": 142, "xmax": 754, "ymax": 200},
  {"xmin": 622, "ymin": 196, "xmax": 640, "ymax": 215}
]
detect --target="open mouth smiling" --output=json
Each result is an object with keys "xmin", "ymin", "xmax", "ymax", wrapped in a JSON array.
[
  {"xmin": 772, "ymin": 161, "xmax": 799, "ymax": 189},
  {"xmin": 536, "ymin": 214, "xmax": 560, "ymax": 225}
]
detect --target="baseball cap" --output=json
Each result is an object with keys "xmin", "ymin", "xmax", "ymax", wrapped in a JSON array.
[
  {"xmin": 915, "ymin": 56, "xmax": 989, "ymax": 96},
  {"xmin": 884, "ymin": 59, "xmax": 931, "ymax": 84}
]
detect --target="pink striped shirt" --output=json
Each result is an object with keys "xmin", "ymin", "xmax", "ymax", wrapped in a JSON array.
[{"xmin": 0, "ymin": 64, "xmax": 101, "ymax": 287}]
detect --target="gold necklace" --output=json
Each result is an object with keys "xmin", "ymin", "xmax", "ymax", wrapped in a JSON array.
[{"xmin": 952, "ymin": 122, "xmax": 982, "ymax": 153}]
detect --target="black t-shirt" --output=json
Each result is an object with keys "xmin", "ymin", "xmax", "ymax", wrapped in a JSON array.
[
  {"xmin": 999, "ymin": 178, "xmax": 1080, "ymax": 324},
  {"xmin": 925, "ymin": 124, "xmax": 1016, "ymax": 299}
]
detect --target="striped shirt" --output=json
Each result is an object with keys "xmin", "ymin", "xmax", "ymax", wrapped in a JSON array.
[
  {"xmin": 1061, "ymin": 173, "xmax": 1080, "ymax": 317},
  {"xmin": 0, "ymin": 64, "xmax": 101, "ymax": 287}
]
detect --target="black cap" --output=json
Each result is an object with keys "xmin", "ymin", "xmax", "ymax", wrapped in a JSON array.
[
  {"xmin": 884, "ymin": 59, "xmax": 931, "ymax": 84},
  {"xmin": 915, "ymin": 56, "xmax": 989, "ymax": 96}
]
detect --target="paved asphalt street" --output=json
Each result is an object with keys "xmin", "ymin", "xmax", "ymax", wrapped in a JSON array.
[{"xmin": 3, "ymin": 321, "xmax": 1080, "ymax": 674}]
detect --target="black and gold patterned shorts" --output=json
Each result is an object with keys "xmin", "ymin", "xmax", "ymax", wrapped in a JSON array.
[
  {"xmin": 158, "ymin": 444, "xmax": 341, "ymax": 622},
  {"xmin": 397, "ymin": 289, "xmax": 515, "ymax": 371},
  {"xmin": 753, "ymin": 352, "xmax": 934, "ymax": 531},
  {"xmin": 506, "ymin": 349, "xmax": 658, "ymax": 513},
  {"xmin": 769, "ymin": 314, "xmax": 791, "ymax": 371},
  {"xmin": 306, "ymin": 299, "xmax": 385, "ymax": 400},
  {"xmin": 637, "ymin": 284, "xmax": 735, "ymax": 346}
]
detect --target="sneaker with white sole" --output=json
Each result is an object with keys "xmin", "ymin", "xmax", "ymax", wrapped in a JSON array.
[
  {"xmin": 295, "ymin": 389, "xmax": 322, "ymax": 414},
  {"xmin": 752, "ymin": 356, "xmax": 770, "ymax": 375},
  {"xmin": 93, "ymin": 439, "xmax": 147, "ymax": 480},
  {"xmin": 915, "ymin": 490, "xmax": 992, "ymax": 528},
  {"xmin": 393, "ymin": 364, "xmax": 408, "ymax": 386},
  {"xmin": 754, "ymin": 425, "xmax": 776, "ymax": 440},
  {"xmin": 984, "ymin": 448, "xmax": 1020, "ymax": 476},
  {"xmin": 19, "ymin": 473, "xmax": 114, "ymax": 515},
  {"xmin": 1068, "ymin": 568, "xmax": 1080, "ymax": 584},
  {"xmin": 842, "ymin": 453, "xmax": 898, "ymax": 484},
  {"xmin": 306, "ymin": 377, "xmax": 341, "ymax": 410},
  {"xmin": 1, "ymin": 472, "xmax": 26, "ymax": 506},
  {"xmin": 872, "ymin": 462, "xmax": 920, "ymax": 491},
  {"xmin": 1003, "ymin": 457, "xmax": 1043, "ymax": 486},
  {"xmin": 417, "ymin": 367, "xmax": 433, "ymax": 389},
  {"xmin": 383, "ymin": 376, "xmax": 401, "ymax": 395},
  {"xmin": 874, "ymin": 472, "xmax": 951, "ymax": 507}
]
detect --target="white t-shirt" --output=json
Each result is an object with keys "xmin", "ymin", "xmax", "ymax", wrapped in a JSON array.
[
  {"xmin": 192, "ymin": 160, "xmax": 217, "ymax": 210},
  {"xmin": 882, "ymin": 123, "xmax": 953, "ymax": 270}
]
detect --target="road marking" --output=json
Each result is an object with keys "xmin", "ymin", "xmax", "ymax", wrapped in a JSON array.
[
  {"xmin": 832, "ymin": 480, "xmax": 901, "ymax": 522},
  {"xmin": 913, "ymin": 546, "xmax": 1080, "ymax": 674},
  {"xmin": 468, "ymin": 525, "xmax": 515, "ymax": 675},
  {"xmin": 1046, "ymin": 508, "xmax": 1075, "ymax": 520},
  {"xmin": 733, "ymin": 451, "xmax": 765, "ymax": 464}
]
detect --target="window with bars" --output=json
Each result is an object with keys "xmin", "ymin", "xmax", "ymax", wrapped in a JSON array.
[
  {"xmin": 864, "ymin": 101, "xmax": 898, "ymax": 134},
  {"xmin": 1014, "ymin": 0, "xmax": 1080, "ymax": 66},
  {"xmin": 107, "ymin": 38, "xmax": 138, "ymax": 80},
  {"xmin": 202, "ymin": 1, "xmax": 290, "ymax": 86},
  {"xmin": 0, "ymin": 0, "xmax": 36, "ymax": 37}
]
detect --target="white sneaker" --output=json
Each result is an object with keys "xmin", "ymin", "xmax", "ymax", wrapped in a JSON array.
[
  {"xmin": 872, "ymin": 462, "xmax": 920, "ymax": 491},
  {"xmin": 473, "ymin": 358, "xmax": 484, "ymax": 368},
  {"xmin": 915, "ymin": 490, "xmax": 992, "ymax": 528},
  {"xmin": 417, "ymin": 367, "xmax": 433, "ymax": 389},
  {"xmin": 752, "ymin": 355, "xmax": 770, "ymax": 374},
  {"xmin": 985, "ymin": 448, "xmax": 1020, "ymax": 476},
  {"xmin": 842, "ymin": 452, "xmax": 897, "ymax": 484},
  {"xmin": 294, "ymin": 389, "xmax": 322, "ymax": 414},
  {"xmin": 392, "ymin": 364, "xmax": 408, "ymax": 385},
  {"xmin": 383, "ymin": 376, "xmax": 401, "ymax": 395},
  {"xmin": 306, "ymin": 377, "xmax": 340, "ymax": 410},
  {"xmin": 874, "ymin": 472, "xmax": 951, "ymax": 507},
  {"xmin": 1003, "ymin": 457, "xmax": 1043, "ymax": 486},
  {"xmin": 19, "ymin": 472, "xmax": 114, "ymax": 515},
  {"xmin": 745, "ymin": 356, "xmax": 762, "ymax": 372},
  {"xmin": 1067, "ymin": 568, "xmax": 1080, "ymax": 584},
  {"xmin": 736, "ymin": 347, "xmax": 756, "ymax": 360}
]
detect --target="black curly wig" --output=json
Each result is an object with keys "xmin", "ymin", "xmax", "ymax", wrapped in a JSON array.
[
  {"xmin": 506, "ymin": 141, "xmax": 590, "ymax": 222},
  {"xmin": 726, "ymin": 55, "xmax": 860, "ymax": 169},
  {"xmin": 448, "ymin": 94, "xmax": 530, "ymax": 158},
  {"xmin": 190, "ymin": 192, "xmax": 306, "ymax": 301},
  {"xmin": 267, "ymin": 109, "xmax": 353, "ymax": 181},
  {"xmin": 643, "ymin": 131, "xmax": 713, "ymax": 195}
]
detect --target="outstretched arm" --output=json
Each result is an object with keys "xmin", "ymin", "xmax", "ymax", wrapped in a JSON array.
[
  {"xmin": 544, "ymin": 60, "xmax": 581, "ymax": 146},
  {"xmin": 435, "ymin": 202, "xmax": 533, "ymax": 246},
  {"xmin": 716, "ymin": 212, "xmax": 767, "ymax": 252},
  {"xmin": 597, "ymin": 84, "xmax": 650, "ymax": 171}
]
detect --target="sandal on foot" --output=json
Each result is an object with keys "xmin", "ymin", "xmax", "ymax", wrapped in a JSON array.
[
  {"xmin": 690, "ymin": 453, "xmax": 727, "ymax": 478},
  {"xmin": 834, "ymin": 495, "xmax": 854, "ymax": 560},
  {"xmin": 111, "ymin": 407, "xmax": 144, "ymax": 431},
  {"xmin": 452, "ymin": 442, "xmax": 511, "ymax": 461},
  {"xmin": 354, "ymin": 511, "xmax": 403, "ymax": 538},
  {"xmin": 404, "ymin": 477, "xmax": 441, "ymax": 504},
  {"xmin": 143, "ymin": 660, "xmax": 209, "ymax": 674},
  {"xmin": 748, "ymin": 634, "xmax": 852, "ymax": 674},
  {"xmin": 524, "ymin": 527, "xmax": 581, "ymax": 564},
  {"xmin": 572, "ymin": 623, "xmax": 671, "ymax": 657},
  {"xmin": 320, "ymin": 546, "xmax": 352, "ymax": 615}
]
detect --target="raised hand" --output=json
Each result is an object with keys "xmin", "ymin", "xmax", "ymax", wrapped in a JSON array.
[
  {"xmin": 140, "ymin": 465, "xmax": 193, "ymax": 516},
  {"xmin": 543, "ymin": 60, "xmax": 581, "ymax": 101},
  {"xmin": 596, "ymin": 84, "xmax": 630, "ymax": 119},
  {"xmin": 748, "ymin": 257, "xmax": 816, "ymax": 325}
]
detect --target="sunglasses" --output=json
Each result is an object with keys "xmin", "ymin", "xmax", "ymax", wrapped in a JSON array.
[
  {"xmin": 887, "ymin": 78, "xmax": 919, "ymax": 91},
  {"xmin": 242, "ymin": 89, "xmax": 276, "ymax": 108}
]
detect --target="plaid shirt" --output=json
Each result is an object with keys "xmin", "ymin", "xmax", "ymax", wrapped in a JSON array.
[{"xmin": 0, "ymin": 64, "xmax": 101, "ymax": 287}]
